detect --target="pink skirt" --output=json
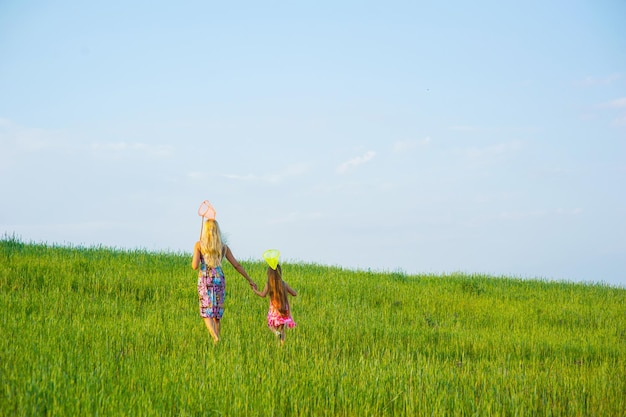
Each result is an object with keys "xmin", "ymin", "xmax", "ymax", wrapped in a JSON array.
[{"xmin": 267, "ymin": 305, "xmax": 296, "ymax": 329}]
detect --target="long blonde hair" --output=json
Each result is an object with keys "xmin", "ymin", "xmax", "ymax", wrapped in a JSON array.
[
  {"xmin": 267, "ymin": 264, "xmax": 289, "ymax": 315},
  {"xmin": 200, "ymin": 219, "xmax": 224, "ymax": 267}
]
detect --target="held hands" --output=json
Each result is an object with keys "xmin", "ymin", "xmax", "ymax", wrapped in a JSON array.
[{"xmin": 248, "ymin": 280, "xmax": 258, "ymax": 291}]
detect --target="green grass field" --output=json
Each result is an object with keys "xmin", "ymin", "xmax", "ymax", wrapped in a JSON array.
[{"xmin": 1, "ymin": 236, "xmax": 625, "ymax": 416}]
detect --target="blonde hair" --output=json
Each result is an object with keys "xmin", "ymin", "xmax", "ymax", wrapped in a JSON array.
[
  {"xmin": 267, "ymin": 264, "xmax": 289, "ymax": 315},
  {"xmin": 200, "ymin": 219, "xmax": 224, "ymax": 267}
]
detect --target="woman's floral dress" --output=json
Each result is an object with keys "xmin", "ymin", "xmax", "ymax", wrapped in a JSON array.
[{"xmin": 197, "ymin": 255, "xmax": 225, "ymax": 319}]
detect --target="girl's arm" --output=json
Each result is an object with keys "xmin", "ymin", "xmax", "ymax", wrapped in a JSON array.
[
  {"xmin": 224, "ymin": 245, "xmax": 258, "ymax": 290},
  {"xmin": 191, "ymin": 241, "xmax": 201, "ymax": 270},
  {"xmin": 285, "ymin": 282, "xmax": 297, "ymax": 297},
  {"xmin": 253, "ymin": 282, "xmax": 269, "ymax": 298}
]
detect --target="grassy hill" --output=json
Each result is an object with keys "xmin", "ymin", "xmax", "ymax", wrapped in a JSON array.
[{"xmin": 1, "ymin": 237, "xmax": 625, "ymax": 416}]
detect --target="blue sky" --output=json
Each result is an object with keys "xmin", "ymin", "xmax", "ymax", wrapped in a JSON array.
[{"xmin": 1, "ymin": 1, "xmax": 625, "ymax": 287}]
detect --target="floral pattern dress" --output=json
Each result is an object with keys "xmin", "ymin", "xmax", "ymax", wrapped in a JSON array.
[
  {"xmin": 267, "ymin": 300, "xmax": 296, "ymax": 329},
  {"xmin": 197, "ymin": 255, "xmax": 225, "ymax": 320}
]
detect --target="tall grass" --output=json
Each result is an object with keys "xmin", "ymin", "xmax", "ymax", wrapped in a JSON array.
[{"xmin": 1, "ymin": 236, "xmax": 625, "ymax": 416}]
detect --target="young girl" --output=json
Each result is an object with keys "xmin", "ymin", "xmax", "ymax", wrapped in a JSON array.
[
  {"xmin": 192, "ymin": 219, "xmax": 257, "ymax": 343},
  {"xmin": 253, "ymin": 263, "xmax": 297, "ymax": 345}
]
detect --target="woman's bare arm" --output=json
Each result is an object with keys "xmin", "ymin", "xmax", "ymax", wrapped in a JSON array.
[
  {"xmin": 191, "ymin": 241, "xmax": 201, "ymax": 270},
  {"xmin": 253, "ymin": 282, "xmax": 269, "ymax": 297},
  {"xmin": 224, "ymin": 245, "xmax": 258, "ymax": 290}
]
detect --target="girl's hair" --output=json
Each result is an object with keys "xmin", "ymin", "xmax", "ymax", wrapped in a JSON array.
[
  {"xmin": 200, "ymin": 219, "xmax": 223, "ymax": 267},
  {"xmin": 267, "ymin": 264, "xmax": 289, "ymax": 315}
]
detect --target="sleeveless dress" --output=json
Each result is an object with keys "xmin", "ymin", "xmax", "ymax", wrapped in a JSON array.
[
  {"xmin": 197, "ymin": 253, "xmax": 225, "ymax": 320},
  {"xmin": 267, "ymin": 299, "xmax": 296, "ymax": 329}
]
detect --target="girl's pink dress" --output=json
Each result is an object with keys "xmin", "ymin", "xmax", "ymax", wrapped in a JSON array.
[{"xmin": 267, "ymin": 300, "xmax": 296, "ymax": 329}]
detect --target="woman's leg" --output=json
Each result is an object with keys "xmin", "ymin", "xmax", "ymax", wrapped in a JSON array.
[
  {"xmin": 203, "ymin": 317, "xmax": 219, "ymax": 343},
  {"xmin": 214, "ymin": 318, "xmax": 221, "ymax": 339}
]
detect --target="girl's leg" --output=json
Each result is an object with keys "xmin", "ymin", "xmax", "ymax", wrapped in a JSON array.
[
  {"xmin": 203, "ymin": 317, "xmax": 219, "ymax": 343},
  {"xmin": 269, "ymin": 326, "xmax": 281, "ymax": 339},
  {"xmin": 278, "ymin": 324, "xmax": 285, "ymax": 345}
]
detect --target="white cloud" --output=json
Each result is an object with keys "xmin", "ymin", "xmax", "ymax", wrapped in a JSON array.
[
  {"xmin": 578, "ymin": 74, "xmax": 622, "ymax": 87},
  {"xmin": 614, "ymin": 113, "xmax": 626, "ymax": 126},
  {"xmin": 336, "ymin": 151, "xmax": 376, "ymax": 174},
  {"xmin": 500, "ymin": 208, "xmax": 583, "ymax": 220},
  {"xmin": 596, "ymin": 97, "xmax": 626, "ymax": 127},
  {"xmin": 602, "ymin": 97, "xmax": 626, "ymax": 109},
  {"xmin": 0, "ymin": 118, "xmax": 70, "ymax": 172},
  {"xmin": 91, "ymin": 142, "xmax": 173, "ymax": 158},
  {"xmin": 393, "ymin": 137, "xmax": 431, "ymax": 152},
  {"xmin": 449, "ymin": 125, "xmax": 480, "ymax": 132},
  {"xmin": 465, "ymin": 141, "xmax": 522, "ymax": 159},
  {"xmin": 1, "ymin": 120, "xmax": 176, "ymax": 162},
  {"xmin": 219, "ymin": 163, "xmax": 310, "ymax": 184},
  {"xmin": 222, "ymin": 173, "xmax": 279, "ymax": 183},
  {"xmin": 187, "ymin": 171, "xmax": 209, "ymax": 180},
  {"xmin": 536, "ymin": 166, "xmax": 577, "ymax": 176},
  {"xmin": 268, "ymin": 211, "xmax": 323, "ymax": 224},
  {"xmin": 0, "ymin": 118, "xmax": 63, "ymax": 152},
  {"xmin": 556, "ymin": 208, "xmax": 583, "ymax": 216}
]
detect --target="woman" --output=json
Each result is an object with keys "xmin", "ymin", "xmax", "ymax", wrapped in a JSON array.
[{"xmin": 192, "ymin": 219, "xmax": 257, "ymax": 343}]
